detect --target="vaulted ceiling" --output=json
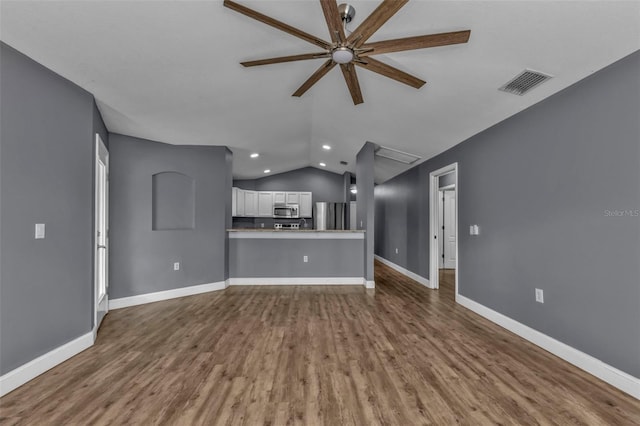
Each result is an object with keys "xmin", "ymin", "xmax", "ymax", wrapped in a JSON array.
[{"xmin": 2, "ymin": 1, "xmax": 639, "ymax": 182}]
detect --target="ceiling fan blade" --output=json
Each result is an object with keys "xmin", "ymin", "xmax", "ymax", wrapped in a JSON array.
[
  {"xmin": 340, "ymin": 63, "xmax": 364, "ymax": 105},
  {"xmin": 347, "ymin": 0, "xmax": 408, "ymax": 47},
  {"xmin": 242, "ymin": 52, "xmax": 331, "ymax": 67},
  {"xmin": 224, "ymin": 0, "xmax": 331, "ymax": 50},
  {"xmin": 319, "ymin": 0, "xmax": 346, "ymax": 43},
  {"xmin": 359, "ymin": 30, "xmax": 471, "ymax": 56},
  {"xmin": 293, "ymin": 59, "xmax": 336, "ymax": 97},
  {"xmin": 355, "ymin": 57, "xmax": 425, "ymax": 89}
]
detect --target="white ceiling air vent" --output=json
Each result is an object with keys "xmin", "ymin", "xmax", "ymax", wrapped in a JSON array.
[
  {"xmin": 499, "ymin": 69, "xmax": 552, "ymax": 95},
  {"xmin": 374, "ymin": 146, "xmax": 421, "ymax": 165}
]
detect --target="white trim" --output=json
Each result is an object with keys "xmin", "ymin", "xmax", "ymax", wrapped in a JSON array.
[
  {"xmin": 228, "ymin": 277, "xmax": 365, "ymax": 286},
  {"xmin": 228, "ymin": 231, "xmax": 364, "ymax": 240},
  {"xmin": 364, "ymin": 280, "xmax": 375, "ymax": 289},
  {"xmin": 94, "ymin": 133, "xmax": 109, "ymax": 332},
  {"xmin": 0, "ymin": 332, "xmax": 94, "ymax": 397},
  {"xmin": 428, "ymin": 163, "xmax": 459, "ymax": 299},
  {"xmin": 109, "ymin": 281, "xmax": 226, "ymax": 309},
  {"xmin": 374, "ymin": 255, "xmax": 432, "ymax": 289},
  {"xmin": 457, "ymin": 295, "xmax": 640, "ymax": 400}
]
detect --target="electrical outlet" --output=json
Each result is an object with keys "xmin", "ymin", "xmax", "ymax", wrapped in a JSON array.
[
  {"xmin": 173, "ymin": 262, "xmax": 180, "ymax": 271},
  {"xmin": 260, "ymin": 223, "xmax": 264, "ymax": 228},
  {"xmin": 303, "ymin": 255, "xmax": 308, "ymax": 263},
  {"xmin": 35, "ymin": 223, "xmax": 46, "ymax": 239},
  {"xmin": 395, "ymin": 248, "xmax": 399, "ymax": 254},
  {"xmin": 535, "ymin": 288, "xmax": 544, "ymax": 303}
]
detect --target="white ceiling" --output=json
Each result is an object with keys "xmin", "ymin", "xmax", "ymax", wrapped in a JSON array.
[{"xmin": 2, "ymin": 1, "xmax": 639, "ymax": 182}]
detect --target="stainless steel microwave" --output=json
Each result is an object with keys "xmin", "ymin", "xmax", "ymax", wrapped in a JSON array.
[{"xmin": 273, "ymin": 204, "xmax": 299, "ymax": 218}]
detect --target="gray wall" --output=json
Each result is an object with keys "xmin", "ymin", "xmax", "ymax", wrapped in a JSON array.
[
  {"xmin": 375, "ymin": 51, "xmax": 640, "ymax": 377},
  {"xmin": 0, "ymin": 43, "xmax": 97, "ymax": 374},
  {"xmin": 224, "ymin": 149, "xmax": 233, "ymax": 280},
  {"xmin": 356, "ymin": 142, "xmax": 376, "ymax": 282},
  {"xmin": 230, "ymin": 238, "xmax": 364, "ymax": 278},
  {"xmin": 108, "ymin": 134, "xmax": 230, "ymax": 299}
]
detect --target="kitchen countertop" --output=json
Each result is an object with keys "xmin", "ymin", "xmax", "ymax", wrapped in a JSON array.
[
  {"xmin": 228, "ymin": 229, "xmax": 365, "ymax": 239},
  {"xmin": 228, "ymin": 228, "xmax": 364, "ymax": 233}
]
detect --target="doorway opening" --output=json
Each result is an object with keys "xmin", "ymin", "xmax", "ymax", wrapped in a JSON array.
[
  {"xmin": 94, "ymin": 134, "xmax": 109, "ymax": 333},
  {"xmin": 429, "ymin": 163, "xmax": 458, "ymax": 301}
]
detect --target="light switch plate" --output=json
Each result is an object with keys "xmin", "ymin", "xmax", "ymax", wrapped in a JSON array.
[
  {"xmin": 35, "ymin": 223, "xmax": 45, "ymax": 239},
  {"xmin": 535, "ymin": 288, "xmax": 544, "ymax": 303}
]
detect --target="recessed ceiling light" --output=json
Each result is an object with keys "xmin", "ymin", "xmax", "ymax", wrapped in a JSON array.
[
  {"xmin": 264, "ymin": 169, "xmax": 270, "ymax": 173},
  {"xmin": 319, "ymin": 162, "xmax": 326, "ymax": 167},
  {"xmin": 322, "ymin": 145, "xmax": 331, "ymax": 150},
  {"xmin": 250, "ymin": 153, "xmax": 259, "ymax": 158}
]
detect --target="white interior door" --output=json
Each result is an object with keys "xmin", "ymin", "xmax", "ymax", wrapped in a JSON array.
[
  {"xmin": 95, "ymin": 134, "xmax": 109, "ymax": 329},
  {"xmin": 438, "ymin": 191, "xmax": 445, "ymax": 267},
  {"xmin": 443, "ymin": 189, "xmax": 456, "ymax": 269}
]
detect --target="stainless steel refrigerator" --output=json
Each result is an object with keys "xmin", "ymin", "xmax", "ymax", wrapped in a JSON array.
[{"xmin": 314, "ymin": 202, "xmax": 346, "ymax": 230}]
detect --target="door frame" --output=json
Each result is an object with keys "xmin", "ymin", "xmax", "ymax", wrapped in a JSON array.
[
  {"xmin": 94, "ymin": 134, "xmax": 109, "ymax": 333},
  {"xmin": 429, "ymin": 163, "xmax": 459, "ymax": 300}
]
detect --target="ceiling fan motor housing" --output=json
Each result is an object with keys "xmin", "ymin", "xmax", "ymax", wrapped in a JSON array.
[{"xmin": 338, "ymin": 4, "xmax": 356, "ymax": 23}]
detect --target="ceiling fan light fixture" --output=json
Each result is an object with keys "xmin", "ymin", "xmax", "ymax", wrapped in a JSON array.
[{"xmin": 332, "ymin": 47, "xmax": 354, "ymax": 64}]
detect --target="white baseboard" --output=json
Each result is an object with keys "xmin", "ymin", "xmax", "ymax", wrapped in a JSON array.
[
  {"xmin": 0, "ymin": 331, "xmax": 94, "ymax": 398},
  {"xmin": 109, "ymin": 281, "xmax": 226, "ymax": 309},
  {"xmin": 374, "ymin": 255, "xmax": 432, "ymax": 288},
  {"xmin": 365, "ymin": 280, "xmax": 375, "ymax": 289},
  {"xmin": 457, "ymin": 295, "xmax": 640, "ymax": 400},
  {"xmin": 228, "ymin": 277, "xmax": 365, "ymax": 286}
]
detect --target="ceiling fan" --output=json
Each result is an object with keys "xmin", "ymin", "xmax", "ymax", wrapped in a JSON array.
[{"xmin": 223, "ymin": 0, "xmax": 470, "ymax": 105}]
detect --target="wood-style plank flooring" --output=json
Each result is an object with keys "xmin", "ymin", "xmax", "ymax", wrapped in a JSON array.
[{"xmin": 1, "ymin": 261, "xmax": 639, "ymax": 425}]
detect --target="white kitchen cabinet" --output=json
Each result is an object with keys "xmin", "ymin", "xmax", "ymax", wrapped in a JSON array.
[
  {"xmin": 273, "ymin": 192, "xmax": 286, "ymax": 204},
  {"xmin": 286, "ymin": 192, "xmax": 300, "ymax": 205},
  {"xmin": 232, "ymin": 187, "xmax": 238, "ymax": 216},
  {"xmin": 244, "ymin": 190, "xmax": 257, "ymax": 217},
  {"xmin": 299, "ymin": 192, "xmax": 312, "ymax": 218},
  {"xmin": 235, "ymin": 188, "xmax": 245, "ymax": 217},
  {"xmin": 257, "ymin": 192, "xmax": 273, "ymax": 217}
]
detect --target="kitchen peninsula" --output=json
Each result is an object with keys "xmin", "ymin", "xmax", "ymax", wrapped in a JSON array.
[{"xmin": 227, "ymin": 229, "xmax": 366, "ymax": 285}]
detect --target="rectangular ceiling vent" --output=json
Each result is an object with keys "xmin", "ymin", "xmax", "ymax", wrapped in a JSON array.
[
  {"xmin": 499, "ymin": 69, "xmax": 552, "ymax": 96},
  {"xmin": 374, "ymin": 146, "xmax": 421, "ymax": 165}
]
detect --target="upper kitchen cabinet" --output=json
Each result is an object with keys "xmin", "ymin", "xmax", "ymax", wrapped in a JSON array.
[
  {"xmin": 273, "ymin": 192, "xmax": 286, "ymax": 204},
  {"xmin": 285, "ymin": 192, "xmax": 300, "ymax": 205},
  {"xmin": 232, "ymin": 188, "xmax": 312, "ymax": 218},
  {"xmin": 257, "ymin": 192, "xmax": 273, "ymax": 217},
  {"xmin": 299, "ymin": 192, "xmax": 312, "ymax": 218},
  {"xmin": 244, "ymin": 190, "xmax": 257, "ymax": 217},
  {"xmin": 234, "ymin": 187, "xmax": 246, "ymax": 216},
  {"xmin": 232, "ymin": 187, "xmax": 238, "ymax": 216}
]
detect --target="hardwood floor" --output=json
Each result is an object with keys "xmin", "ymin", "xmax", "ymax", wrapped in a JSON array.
[
  {"xmin": 1, "ymin": 261, "xmax": 639, "ymax": 425},
  {"xmin": 439, "ymin": 268, "xmax": 456, "ymax": 300}
]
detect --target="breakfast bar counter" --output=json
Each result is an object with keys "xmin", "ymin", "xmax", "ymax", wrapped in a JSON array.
[{"xmin": 227, "ymin": 229, "xmax": 365, "ymax": 285}]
